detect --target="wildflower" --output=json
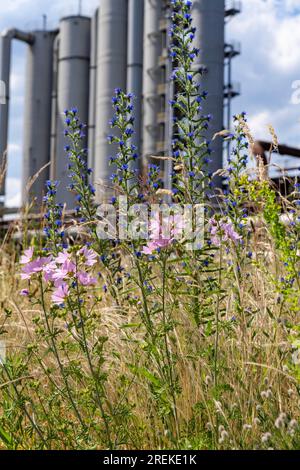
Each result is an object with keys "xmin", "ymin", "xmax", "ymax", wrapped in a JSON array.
[
  {"xmin": 53, "ymin": 260, "xmax": 76, "ymax": 281},
  {"xmin": 141, "ymin": 213, "xmax": 184, "ymax": 254},
  {"xmin": 142, "ymin": 240, "xmax": 171, "ymax": 255},
  {"xmin": 55, "ymin": 249, "xmax": 71, "ymax": 265},
  {"xmin": 21, "ymin": 257, "xmax": 50, "ymax": 280},
  {"xmin": 261, "ymin": 389, "xmax": 272, "ymax": 400},
  {"xmin": 20, "ymin": 247, "xmax": 34, "ymax": 264},
  {"xmin": 77, "ymin": 271, "xmax": 97, "ymax": 287},
  {"xmin": 275, "ymin": 413, "xmax": 287, "ymax": 429},
  {"xmin": 205, "ymin": 422, "xmax": 213, "ymax": 432},
  {"xmin": 243, "ymin": 424, "xmax": 252, "ymax": 431},
  {"xmin": 209, "ymin": 218, "xmax": 242, "ymax": 246},
  {"xmin": 274, "ymin": 418, "xmax": 284, "ymax": 430},
  {"xmin": 288, "ymin": 419, "xmax": 298, "ymax": 430},
  {"xmin": 43, "ymin": 260, "xmax": 57, "ymax": 282},
  {"xmin": 20, "ymin": 289, "xmax": 29, "ymax": 296},
  {"xmin": 78, "ymin": 246, "xmax": 98, "ymax": 266},
  {"xmin": 218, "ymin": 429, "xmax": 229, "ymax": 444},
  {"xmin": 261, "ymin": 432, "xmax": 272, "ymax": 444},
  {"xmin": 52, "ymin": 282, "xmax": 69, "ymax": 306}
]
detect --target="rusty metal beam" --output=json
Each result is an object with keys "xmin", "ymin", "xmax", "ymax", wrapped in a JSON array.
[{"xmin": 258, "ymin": 140, "xmax": 300, "ymax": 159}]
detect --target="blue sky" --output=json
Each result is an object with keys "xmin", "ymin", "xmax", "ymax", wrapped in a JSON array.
[{"xmin": 1, "ymin": 0, "xmax": 300, "ymax": 206}]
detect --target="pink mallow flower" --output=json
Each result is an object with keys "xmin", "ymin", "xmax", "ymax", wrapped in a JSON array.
[
  {"xmin": 209, "ymin": 218, "xmax": 241, "ymax": 246},
  {"xmin": 51, "ymin": 282, "xmax": 69, "ymax": 305},
  {"xmin": 222, "ymin": 222, "xmax": 242, "ymax": 244},
  {"xmin": 43, "ymin": 260, "xmax": 57, "ymax": 282},
  {"xmin": 77, "ymin": 271, "xmax": 97, "ymax": 286},
  {"xmin": 21, "ymin": 257, "xmax": 51, "ymax": 280},
  {"xmin": 142, "ymin": 214, "xmax": 183, "ymax": 255},
  {"xmin": 78, "ymin": 246, "xmax": 98, "ymax": 266},
  {"xmin": 149, "ymin": 213, "xmax": 184, "ymax": 241},
  {"xmin": 142, "ymin": 238, "xmax": 173, "ymax": 255},
  {"xmin": 53, "ymin": 259, "xmax": 76, "ymax": 282},
  {"xmin": 20, "ymin": 247, "xmax": 34, "ymax": 264},
  {"xmin": 55, "ymin": 249, "xmax": 71, "ymax": 265}
]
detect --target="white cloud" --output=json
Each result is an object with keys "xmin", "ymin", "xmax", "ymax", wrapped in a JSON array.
[
  {"xmin": 1, "ymin": 0, "xmax": 30, "ymax": 13},
  {"xmin": 248, "ymin": 111, "xmax": 273, "ymax": 141},
  {"xmin": 269, "ymin": 17, "xmax": 300, "ymax": 72}
]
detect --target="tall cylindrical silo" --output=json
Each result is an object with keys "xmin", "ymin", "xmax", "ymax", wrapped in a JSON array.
[
  {"xmin": 142, "ymin": 0, "xmax": 162, "ymax": 168},
  {"xmin": 192, "ymin": 0, "xmax": 225, "ymax": 179},
  {"xmin": 50, "ymin": 34, "xmax": 60, "ymax": 181},
  {"xmin": 94, "ymin": 0, "xmax": 128, "ymax": 202},
  {"xmin": 127, "ymin": 0, "xmax": 144, "ymax": 164},
  {"xmin": 0, "ymin": 33, "xmax": 11, "ymax": 201},
  {"xmin": 22, "ymin": 30, "xmax": 56, "ymax": 206},
  {"xmin": 88, "ymin": 8, "xmax": 99, "ymax": 172},
  {"xmin": 54, "ymin": 16, "xmax": 91, "ymax": 207}
]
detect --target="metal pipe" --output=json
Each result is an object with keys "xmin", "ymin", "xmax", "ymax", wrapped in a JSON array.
[
  {"xmin": 142, "ymin": 0, "xmax": 162, "ymax": 170},
  {"xmin": 54, "ymin": 16, "xmax": 91, "ymax": 207},
  {"xmin": 1, "ymin": 28, "xmax": 34, "ymax": 45},
  {"xmin": 22, "ymin": 31, "xmax": 56, "ymax": 206},
  {"xmin": 94, "ymin": 0, "xmax": 128, "ymax": 202},
  {"xmin": 0, "ymin": 28, "xmax": 34, "ymax": 204},
  {"xmin": 0, "ymin": 29, "xmax": 34, "ymax": 200},
  {"xmin": 127, "ymin": 0, "xmax": 144, "ymax": 166}
]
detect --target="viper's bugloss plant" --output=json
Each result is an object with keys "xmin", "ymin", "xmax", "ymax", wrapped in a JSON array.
[
  {"xmin": 108, "ymin": 89, "xmax": 139, "ymax": 199},
  {"xmin": 64, "ymin": 108, "xmax": 97, "ymax": 224},
  {"xmin": 43, "ymin": 180, "xmax": 65, "ymax": 253},
  {"xmin": 170, "ymin": 0, "xmax": 212, "ymax": 203}
]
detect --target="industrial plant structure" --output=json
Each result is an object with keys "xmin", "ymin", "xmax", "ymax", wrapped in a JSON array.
[{"xmin": 0, "ymin": 0, "xmax": 241, "ymax": 209}]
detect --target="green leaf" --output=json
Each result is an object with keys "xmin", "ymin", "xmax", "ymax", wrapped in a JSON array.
[
  {"xmin": 127, "ymin": 364, "xmax": 161, "ymax": 388},
  {"xmin": 120, "ymin": 323, "xmax": 141, "ymax": 329},
  {"xmin": 0, "ymin": 424, "xmax": 13, "ymax": 447}
]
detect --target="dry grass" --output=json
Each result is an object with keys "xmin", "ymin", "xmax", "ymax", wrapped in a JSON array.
[{"xmin": 0, "ymin": 213, "xmax": 299, "ymax": 450}]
